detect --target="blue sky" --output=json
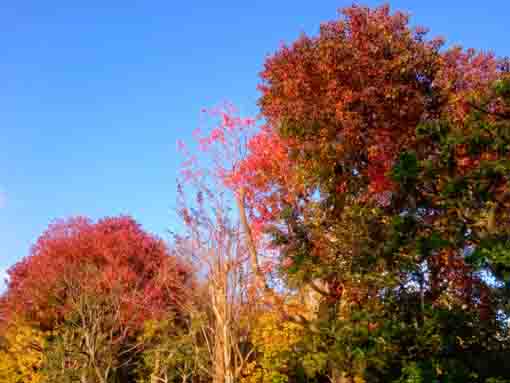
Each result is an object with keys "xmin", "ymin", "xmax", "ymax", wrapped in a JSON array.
[{"xmin": 1, "ymin": 1, "xmax": 509, "ymax": 287}]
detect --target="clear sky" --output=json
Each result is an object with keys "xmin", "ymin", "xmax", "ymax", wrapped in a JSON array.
[{"xmin": 1, "ymin": 1, "xmax": 509, "ymax": 286}]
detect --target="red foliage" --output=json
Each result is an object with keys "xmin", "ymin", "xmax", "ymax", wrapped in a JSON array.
[
  {"xmin": 435, "ymin": 46, "xmax": 499, "ymax": 122},
  {"xmin": 255, "ymin": 4, "xmax": 499, "ymax": 201},
  {"xmin": 178, "ymin": 5, "xmax": 504, "ymax": 289},
  {"xmin": 179, "ymin": 104, "xmax": 296, "ymax": 237},
  {"xmin": 3, "ymin": 216, "xmax": 189, "ymax": 327}
]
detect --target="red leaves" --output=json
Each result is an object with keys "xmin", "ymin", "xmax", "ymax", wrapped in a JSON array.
[
  {"xmin": 4, "ymin": 216, "xmax": 189, "ymax": 327},
  {"xmin": 255, "ymin": 4, "xmax": 500, "ymax": 202},
  {"xmin": 256, "ymin": 5, "xmax": 446, "ymax": 202},
  {"xmin": 179, "ymin": 103, "xmax": 257, "ymax": 186},
  {"xmin": 436, "ymin": 46, "xmax": 499, "ymax": 122},
  {"xmin": 179, "ymin": 104, "xmax": 297, "ymax": 237}
]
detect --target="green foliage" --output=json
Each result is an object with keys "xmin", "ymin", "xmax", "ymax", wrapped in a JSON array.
[
  {"xmin": 241, "ymin": 312, "xmax": 327, "ymax": 383},
  {"xmin": 137, "ymin": 314, "xmax": 209, "ymax": 383},
  {"xmin": 41, "ymin": 325, "xmax": 90, "ymax": 383},
  {"xmin": 391, "ymin": 152, "xmax": 420, "ymax": 189},
  {"xmin": 2, "ymin": 5, "xmax": 510, "ymax": 383},
  {"xmin": 257, "ymin": 20, "xmax": 510, "ymax": 382}
]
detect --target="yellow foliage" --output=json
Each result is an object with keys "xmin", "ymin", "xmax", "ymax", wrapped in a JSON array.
[
  {"xmin": 252, "ymin": 312, "xmax": 303, "ymax": 354},
  {"xmin": 0, "ymin": 319, "xmax": 45, "ymax": 383},
  {"xmin": 241, "ymin": 312, "xmax": 304, "ymax": 383}
]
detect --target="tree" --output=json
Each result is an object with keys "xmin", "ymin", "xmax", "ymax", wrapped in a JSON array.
[
  {"xmin": 2, "ymin": 216, "xmax": 190, "ymax": 383},
  {"xmin": 0, "ymin": 318, "xmax": 45, "ymax": 383},
  {"xmin": 174, "ymin": 178, "xmax": 258, "ymax": 383},
  {"xmin": 221, "ymin": 4, "xmax": 510, "ymax": 382},
  {"xmin": 180, "ymin": 105, "xmax": 319, "ymax": 328},
  {"xmin": 240, "ymin": 311, "xmax": 327, "ymax": 383},
  {"xmin": 136, "ymin": 314, "xmax": 209, "ymax": 383}
]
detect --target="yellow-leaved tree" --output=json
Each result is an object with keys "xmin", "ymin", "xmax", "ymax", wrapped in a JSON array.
[
  {"xmin": 241, "ymin": 312, "xmax": 327, "ymax": 383},
  {"xmin": 0, "ymin": 318, "xmax": 45, "ymax": 383}
]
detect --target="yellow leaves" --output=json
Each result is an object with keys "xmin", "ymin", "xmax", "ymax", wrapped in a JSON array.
[
  {"xmin": 240, "ymin": 361, "xmax": 263, "ymax": 383},
  {"xmin": 251, "ymin": 312, "xmax": 303, "ymax": 354},
  {"xmin": 0, "ymin": 319, "xmax": 45, "ymax": 383},
  {"xmin": 242, "ymin": 310, "xmax": 327, "ymax": 382},
  {"xmin": 140, "ymin": 318, "xmax": 165, "ymax": 341},
  {"xmin": 241, "ymin": 312, "xmax": 303, "ymax": 383}
]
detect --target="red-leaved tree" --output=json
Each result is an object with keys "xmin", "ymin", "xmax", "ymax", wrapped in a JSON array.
[
  {"xmin": 5, "ymin": 216, "xmax": 188, "ymax": 327},
  {"xmin": 2, "ymin": 216, "xmax": 190, "ymax": 382}
]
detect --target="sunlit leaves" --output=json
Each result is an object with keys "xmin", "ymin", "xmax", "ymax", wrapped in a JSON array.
[
  {"xmin": 0, "ymin": 318, "xmax": 45, "ymax": 383},
  {"xmin": 4, "ymin": 216, "xmax": 189, "ymax": 328}
]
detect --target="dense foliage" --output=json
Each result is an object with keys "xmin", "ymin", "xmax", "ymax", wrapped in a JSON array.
[
  {"xmin": 226, "ymin": 4, "xmax": 510, "ymax": 382},
  {"xmin": 1, "ymin": 4, "xmax": 510, "ymax": 383},
  {"xmin": 1, "ymin": 216, "xmax": 190, "ymax": 382}
]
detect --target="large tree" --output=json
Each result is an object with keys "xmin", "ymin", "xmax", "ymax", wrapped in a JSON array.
[
  {"xmin": 2, "ymin": 216, "xmax": 190, "ymax": 382},
  {"xmin": 215, "ymin": 5, "xmax": 510, "ymax": 382}
]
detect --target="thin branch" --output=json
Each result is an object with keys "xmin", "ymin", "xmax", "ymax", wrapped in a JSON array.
[{"xmin": 467, "ymin": 101, "xmax": 510, "ymax": 120}]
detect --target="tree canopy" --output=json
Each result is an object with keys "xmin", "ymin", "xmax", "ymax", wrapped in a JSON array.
[{"xmin": 1, "ymin": 4, "xmax": 510, "ymax": 383}]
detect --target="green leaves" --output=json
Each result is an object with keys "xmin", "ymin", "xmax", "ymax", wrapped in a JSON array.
[
  {"xmin": 391, "ymin": 152, "xmax": 420, "ymax": 188},
  {"xmin": 494, "ymin": 77, "xmax": 510, "ymax": 100},
  {"xmin": 468, "ymin": 237, "xmax": 510, "ymax": 280},
  {"xmin": 416, "ymin": 232, "xmax": 449, "ymax": 259}
]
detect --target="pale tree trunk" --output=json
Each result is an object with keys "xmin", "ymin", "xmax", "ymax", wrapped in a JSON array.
[
  {"xmin": 210, "ymin": 249, "xmax": 240, "ymax": 383},
  {"xmin": 177, "ymin": 184, "xmax": 257, "ymax": 383},
  {"xmin": 213, "ymin": 344, "xmax": 225, "ymax": 383},
  {"xmin": 211, "ymin": 276, "xmax": 228, "ymax": 383},
  {"xmin": 150, "ymin": 349, "xmax": 161, "ymax": 383},
  {"xmin": 223, "ymin": 316, "xmax": 234, "ymax": 383}
]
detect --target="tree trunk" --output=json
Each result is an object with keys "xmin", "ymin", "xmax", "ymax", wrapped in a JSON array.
[
  {"xmin": 213, "ymin": 331, "xmax": 226, "ymax": 383},
  {"xmin": 151, "ymin": 350, "xmax": 161, "ymax": 383}
]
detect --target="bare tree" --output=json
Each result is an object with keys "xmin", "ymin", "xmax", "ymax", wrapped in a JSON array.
[{"xmin": 174, "ymin": 184, "xmax": 257, "ymax": 383}]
